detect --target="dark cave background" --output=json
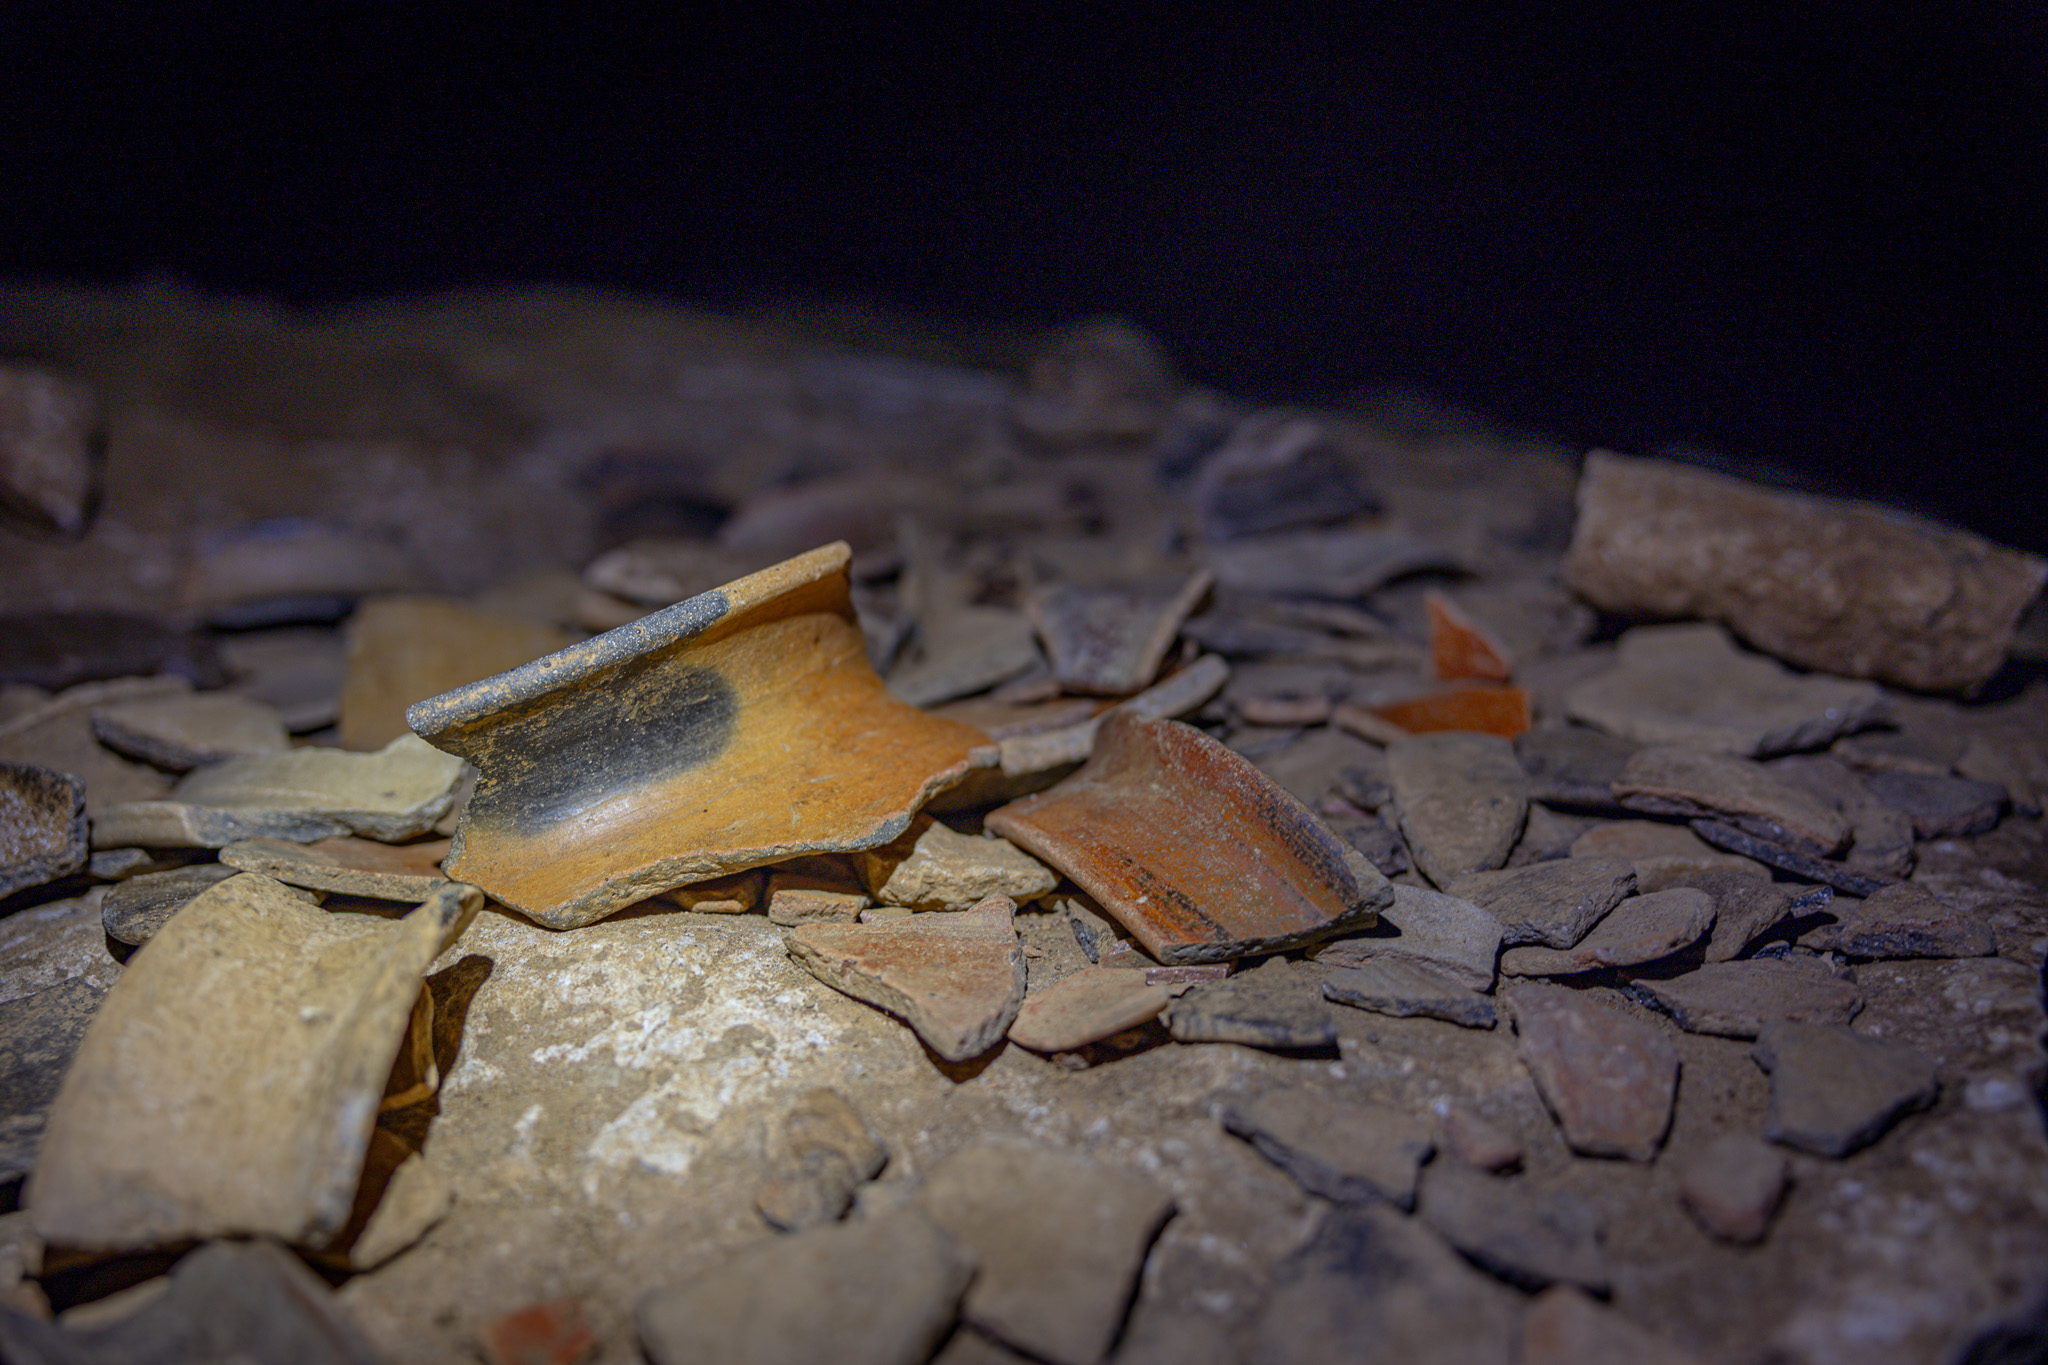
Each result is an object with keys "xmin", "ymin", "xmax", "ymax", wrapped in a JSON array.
[{"xmin": 4, "ymin": 6, "xmax": 2045, "ymax": 552}]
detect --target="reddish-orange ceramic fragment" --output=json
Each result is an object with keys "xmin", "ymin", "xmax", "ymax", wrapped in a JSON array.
[
  {"xmin": 1007, "ymin": 968, "xmax": 1174, "ymax": 1053},
  {"xmin": 1426, "ymin": 590, "xmax": 1513, "ymax": 682},
  {"xmin": 986, "ymin": 712, "xmax": 1389, "ymax": 964},
  {"xmin": 1374, "ymin": 685, "xmax": 1532, "ymax": 738}
]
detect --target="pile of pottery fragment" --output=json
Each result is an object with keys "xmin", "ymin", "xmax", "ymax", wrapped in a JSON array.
[{"xmin": 2, "ymin": 295, "xmax": 2048, "ymax": 1365}]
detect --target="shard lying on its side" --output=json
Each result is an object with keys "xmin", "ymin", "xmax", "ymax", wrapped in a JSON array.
[
  {"xmin": 407, "ymin": 542, "xmax": 994, "ymax": 928},
  {"xmin": 987, "ymin": 711, "xmax": 1389, "ymax": 964}
]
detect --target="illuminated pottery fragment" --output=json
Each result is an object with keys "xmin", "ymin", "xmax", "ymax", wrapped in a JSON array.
[
  {"xmin": 987, "ymin": 712, "xmax": 1390, "ymax": 964},
  {"xmin": 407, "ymin": 542, "xmax": 993, "ymax": 929},
  {"xmin": 1372, "ymin": 684, "xmax": 1532, "ymax": 738},
  {"xmin": 27, "ymin": 873, "xmax": 481, "ymax": 1254},
  {"xmin": 1425, "ymin": 590, "xmax": 1513, "ymax": 682}
]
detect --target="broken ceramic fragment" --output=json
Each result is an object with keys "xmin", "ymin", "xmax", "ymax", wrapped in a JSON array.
[
  {"xmin": 1026, "ymin": 568, "xmax": 1213, "ymax": 695},
  {"xmin": 1007, "ymin": 967, "xmax": 1175, "ymax": 1053},
  {"xmin": 1371, "ymin": 684, "xmax": 1532, "ymax": 738},
  {"xmin": 754, "ymin": 1087, "xmax": 887, "ymax": 1232},
  {"xmin": 339, "ymin": 594, "xmax": 580, "ymax": 750},
  {"xmin": 987, "ymin": 712, "xmax": 1388, "ymax": 964},
  {"xmin": 220, "ymin": 835, "xmax": 451, "ymax": 902},
  {"xmin": 0, "ymin": 977, "xmax": 103, "ymax": 1184},
  {"xmin": 1752, "ymin": 1021, "xmax": 1938, "ymax": 1157},
  {"xmin": 89, "ymin": 691, "xmax": 290, "ymax": 770},
  {"xmin": 0, "ymin": 677, "xmax": 182, "ymax": 813},
  {"xmin": 784, "ymin": 894, "xmax": 1025, "ymax": 1061},
  {"xmin": 1614, "ymin": 745, "xmax": 1851, "ymax": 856},
  {"xmin": 99, "ymin": 862, "xmax": 243, "ymax": 946},
  {"xmin": 1426, "ymin": 589, "xmax": 1512, "ymax": 681},
  {"xmin": 1634, "ymin": 958, "xmax": 1864, "ymax": 1039},
  {"xmin": 981, "ymin": 653, "xmax": 1230, "ymax": 784},
  {"xmin": 1500, "ymin": 888, "xmax": 1715, "ymax": 976},
  {"xmin": 1385, "ymin": 732, "xmax": 1528, "ymax": 887},
  {"xmin": 1165, "ymin": 958, "xmax": 1337, "ymax": 1049},
  {"xmin": 407, "ymin": 543, "xmax": 992, "ymax": 928},
  {"xmin": 1322, "ymin": 958, "xmax": 1497, "ymax": 1029},
  {"xmin": 1508, "ymin": 981, "xmax": 1679, "ymax": 1161},
  {"xmin": 0, "ymin": 762, "xmax": 86, "ymax": 898},
  {"xmin": 28, "ymin": 874, "xmax": 481, "ymax": 1254},
  {"xmin": 856, "ymin": 815, "xmax": 1056, "ymax": 911},
  {"xmin": 1224, "ymin": 1086, "xmax": 1436, "ymax": 1209}
]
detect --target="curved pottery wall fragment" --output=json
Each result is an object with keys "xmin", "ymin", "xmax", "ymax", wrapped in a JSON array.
[
  {"xmin": 987, "ymin": 712, "xmax": 1392, "ymax": 964},
  {"xmin": 406, "ymin": 542, "xmax": 995, "ymax": 928}
]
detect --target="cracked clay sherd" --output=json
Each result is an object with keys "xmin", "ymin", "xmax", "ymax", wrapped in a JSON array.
[
  {"xmin": 986, "ymin": 710, "xmax": 1390, "ymax": 964},
  {"xmin": 406, "ymin": 542, "xmax": 993, "ymax": 928}
]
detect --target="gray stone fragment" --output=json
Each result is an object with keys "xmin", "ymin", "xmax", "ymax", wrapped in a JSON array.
[
  {"xmin": 1570, "ymin": 819, "xmax": 1768, "ymax": 893},
  {"xmin": 1386, "ymin": 732, "xmax": 1528, "ymax": 888},
  {"xmin": 1615, "ymin": 745, "xmax": 1851, "ymax": 856},
  {"xmin": 89, "ymin": 692, "xmax": 291, "ymax": 771},
  {"xmin": 1864, "ymin": 771, "xmax": 2008, "ymax": 838},
  {"xmin": 0, "ymin": 978, "xmax": 103, "ymax": 1183},
  {"xmin": 1767, "ymin": 754, "xmax": 1917, "ymax": 878},
  {"xmin": 857, "ymin": 815, "xmax": 1056, "ymax": 911},
  {"xmin": 1207, "ymin": 526, "xmax": 1459, "ymax": 597},
  {"xmin": 1676, "ymin": 1134, "xmax": 1789, "ymax": 1244},
  {"xmin": 1508, "ymin": 982, "xmax": 1678, "ymax": 1160},
  {"xmin": 1634, "ymin": 959, "xmax": 1863, "ymax": 1038},
  {"xmin": 0, "ymin": 678, "xmax": 181, "ymax": 814},
  {"xmin": 914, "ymin": 1141, "xmax": 1173, "ymax": 1365},
  {"xmin": 1688, "ymin": 819, "xmax": 1890, "ymax": 897},
  {"xmin": 1752, "ymin": 1021, "xmax": 1939, "ymax": 1157},
  {"xmin": 1192, "ymin": 411, "xmax": 1377, "ymax": 541},
  {"xmin": 1500, "ymin": 888, "xmax": 1714, "ymax": 976},
  {"xmin": 1564, "ymin": 621, "xmax": 1886, "ymax": 757},
  {"xmin": 1515, "ymin": 726, "xmax": 1637, "ymax": 810},
  {"xmin": 1222, "ymin": 1086, "xmax": 1437, "ymax": 1209},
  {"xmin": 1450, "ymin": 856, "xmax": 1636, "ymax": 949},
  {"xmin": 1803, "ymin": 882, "xmax": 1996, "ymax": 960},
  {"xmin": 1323, "ymin": 958, "xmax": 1497, "ymax": 1029},
  {"xmin": 100, "ymin": 863, "xmax": 243, "ymax": 946},
  {"xmin": 1165, "ymin": 958, "xmax": 1337, "ymax": 1050},
  {"xmin": 1315, "ymin": 882, "xmax": 1500, "ymax": 991},
  {"xmin": 0, "ymin": 762, "xmax": 86, "ymax": 898},
  {"xmin": 1522, "ymin": 1284, "xmax": 1714, "ymax": 1365},
  {"xmin": 637, "ymin": 1208, "xmax": 973, "ymax": 1365},
  {"xmin": 1417, "ymin": 1161, "xmax": 1609, "ymax": 1293},
  {"xmin": 1251, "ymin": 1204, "xmax": 1525, "ymax": 1365},
  {"xmin": 755, "ymin": 1087, "xmax": 888, "ymax": 1232},
  {"xmin": 1678, "ymin": 870, "xmax": 1829, "ymax": 962}
]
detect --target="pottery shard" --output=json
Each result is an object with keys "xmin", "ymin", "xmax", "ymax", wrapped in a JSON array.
[
  {"xmin": 1165, "ymin": 957, "xmax": 1338, "ymax": 1049},
  {"xmin": 987, "ymin": 712, "xmax": 1387, "ymax": 964},
  {"xmin": 1316, "ymin": 881, "xmax": 1502, "ymax": 991},
  {"xmin": 1752, "ymin": 1021, "xmax": 1939, "ymax": 1157},
  {"xmin": 221, "ymin": 835, "xmax": 451, "ymax": 902},
  {"xmin": 1864, "ymin": 770, "xmax": 2009, "ymax": 839},
  {"xmin": 1614, "ymin": 745, "xmax": 1851, "ymax": 857},
  {"xmin": 90, "ymin": 734, "xmax": 467, "ymax": 848},
  {"xmin": 856, "ymin": 815, "xmax": 1056, "ymax": 912},
  {"xmin": 0, "ymin": 977, "xmax": 104, "ymax": 1184},
  {"xmin": 1767, "ymin": 754, "xmax": 1917, "ymax": 878},
  {"xmin": 100, "ymin": 862, "xmax": 244, "ymax": 946},
  {"xmin": 1417, "ymin": 1160, "xmax": 1610, "ymax": 1293},
  {"xmin": 1026, "ymin": 568, "xmax": 1213, "ymax": 695},
  {"xmin": 0, "ymin": 761, "xmax": 86, "ymax": 897},
  {"xmin": 0, "ymin": 364, "xmax": 96, "ymax": 535},
  {"xmin": 1007, "ymin": 968, "xmax": 1174, "ymax": 1053},
  {"xmin": 1206, "ymin": 526, "xmax": 1459, "ymax": 597},
  {"xmin": 339, "ymin": 594, "xmax": 580, "ymax": 750},
  {"xmin": 1322, "ymin": 958, "xmax": 1497, "ymax": 1029},
  {"xmin": 408, "ymin": 543, "xmax": 992, "ymax": 929},
  {"xmin": 0, "ymin": 677, "xmax": 183, "ymax": 814},
  {"xmin": 1676, "ymin": 1134, "xmax": 1790, "ymax": 1244},
  {"xmin": 1516, "ymin": 726, "xmax": 1638, "ymax": 809},
  {"xmin": 27, "ymin": 874, "xmax": 481, "ymax": 1253},
  {"xmin": 1564, "ymin": 450, "xmax": 2048, "ymax": 693},
  {"xmin": 1223, "ymin": 1085, "xmax": 1436, "ymax": 1209},
  {"xmin": 1568, "ymin": 821, "xmax": 1767, "ymax": 892},
  {"xmin": 1522, "ymin": 1284, "xmax": 1715, "ymax": 1365},
  {"xmin": 755, "ymin": 1087, "xmax": 888, "ymax": 1232},
  {"xmin": 637, "ymin": 1208, "xmax": 973, "ymax": 1365},
  {"xmin": 914, "ymin": 1140, "xmax": 1174, "ymax": 1365},
  {"xmin": 1450, "ymin": 856, "xmax": 1637, "ymax": 949},
  {"xmin": 784, "ymin": 895, "xmax": 1025, "ymax": 1062},
  {"xmin": 1386, "ymin": 732, "xmax": 1528, "ymax": 888},
  {"xmin": 1805, "ymin": 882, "xmax": 1996, "ymax": 960},
  {"xmin": 1679, "ymin": 870, "xmax": 1826, "ymax": 962},
  {"xmin": 1500, "ymin": 888, "xmax": 1714, "ymax": 977},
  {"xmin": 1564, "ymin": 622, "xmax": 1886, "ymax": 758},
  {"xmin": 89, "ymin": 691, "xmax": 291, "ymax": 770},
  {"xmin": 1508, "ymin": 981, "xmax": 1679, "ymax": 1161},
  {"xmin": 1636, "ymin": 958, "xmax": 1863, "ymax": 1038}
]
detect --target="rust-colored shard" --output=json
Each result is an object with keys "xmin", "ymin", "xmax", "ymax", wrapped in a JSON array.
[
  {"xmin": 986, "ymin": 712, "xmax": 1389, "ymax": 964},
  {"xmin": 1426, "ymin": 590, "xmax": 1513, "ymax": 682},
  {"xmin": 407, "ymin": 543, "xmax": 993, "ymax": 929},
  {"xmin": 1372, "ymin": 685, "xmax": 1531, "ymax": 738}
]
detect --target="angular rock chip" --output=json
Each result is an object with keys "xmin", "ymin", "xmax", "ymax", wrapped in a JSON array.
[
  {"xmin": 1864, "ymin": 770, "xmax": 2008, "ymax": 839},
  {"xmin": 1678, "ymin": 870, "xmax": 1827, "ymax": 962},
  {"xmin": 857, "ymin": 815, "xmax": 1056, "ymax": 912},
  {"xmin": 0, "ymin": 677, "xmax": 182, "ymax": 813},
  {"xmin": 784, "ymin": 895, "xmax": 1025, "ymax": 1062},
  {"xmin": 1634, "ymin": 958, "xmax": 1863, "ymax": 1038},
  {"xmin": 27, "ymin": 874, "xmax": 482, "ymax": 1253},
  {"xmin": 973, "ymin": 653, "xmax": 1229, "ymax": 788},
  {"xmin": 1316, "ymin": 881, "xmax": 1502, "ymax": 990},
  {"xmin": 1569, "ymin": 820, "xmax": 1766, "ymax": 892},
  {"xmin": 1450, "ymin": 856, "xmax": 1636, "ymax": 949},
  {"xmin": 1565, "ymin": 622, "xmax": 1885, "ymax": 757},
  {"xmin": 1676, "ymin": 1133, "xmax": 1789, "ymax": 1244},
  {"xmin": 1689, "ymin": 819, "xmax": 1888, "ymax": 897},
  {"xmin": 1322, "ymin": 958, "xmax": 1497, "ymax": 1029},
  {"xmin": 0, "ymin": 364, "xmax": 96, "ymax": 535},
  {"xmin": 755, "ymin": 1087, "xmax": 887, "ymax": 1232},
  {"xmin": 914, "ymin": 1140, "xmax": 1174, "ymax": 1365},
  {"xmin": 1371, "ymin": 684, "xmax": 1532, "ymax": 739},
  {"xmin": 89, "ymin": 691, "xmax": 290, "ymax": 771},
  {"xmin": 1768, "ymin": 754, "xmax": 1918, "ymax": 878},
  {"xmin": 1523, "ymin": 1284, "xmax": 1714, "ymax": 1365},
  {"xmin": 1026, "ymin": 568, "xmax": 1213, "ymax": 695},
  {"xmin": 1223, "ymin": 1085, "xmax": 1436, "ymax": 1209},
  {"xmin": 338, "ymin": 594, "xmax": 580, "ymax": 750},
  {"xmin": 1508, "ymin": 981, "xmax": 1678, "ymax": 1160},
  {"xmin": 0, "ymin": 978, "xmax": 104, "ymax": 1184},
  {"xmin": 90, "ymin": 735, "xmax": 466, "ymax": 849},
  {"xmin": 220, "ymin": 835, "xmax": 449, "ymax": 903},
  {"xmin": 887, "ymin": 604, "xmax": 1043, "ymax": 708},
  {"xmin": 1417, "ymin": 1161, "xmax": 1609, "ymax": 1293},
  {"xmin": 1386, "ymin": 732, "xmax": 1528, "ymax": 888},
  {"xmin": 1252, "ymin": 1204, "xmax": 1525, "ymax": 1365},
  {"xmin": 1007, "ymin": 968, "xmax": 1174, "ymax": 1053},
  {"xmin": 408, "ymin": 543, "xmax": 992, "ymax": 928},
  {"xmin": 1615, "ymin": 745, "xmax": 1851, "ymax": 856},
  {"xmin": 1752, "ymin": 1021, "xmax": 1939, "ymax": 1157},
  {"xmin": 637, "ymin": 1208, "xmax": 972, "ymax": 1365},
  {"xmin": 1165, "ymin": 958, "xmax": 1337, "ymax": 1049},
  {"xmin": 1803, "ymin": 882, "xmax": 1995, "ymax": 960},
  {"xmin": 1562, "ymin": 450, "xmax": 2048, "ymax": 694},
  {"xmin": 1191, "ymin": 410, "xmax": 1376, "ymax": 541},
  {"xmin": 1516, "ymin": 726, "xmax": 1638, "ymax": 810},
  {"xmin": 987, "ymin": 712, "xmax": 1387, "ymax": 964},
  {"xmin": 100, "ymin": 862, "xmax": 243, "ymax": 946},
  {"xmin": 1500, "ymin": 887, "xmax": 1714, "ymax": 977},
  {"xmin": 1207, "ymin": 526, "xmax": 1458, "ymax": 597},
  {"xmin": 0, "ymin": 762, "xmax": 86, "ymax": 898}
]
